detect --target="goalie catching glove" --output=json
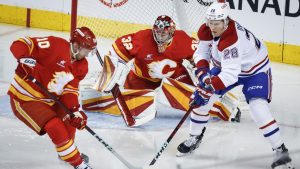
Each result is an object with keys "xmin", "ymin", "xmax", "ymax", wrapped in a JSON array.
[{"xmin": 94, "ymin": 54, "xmax": 130, "ymax": 92}]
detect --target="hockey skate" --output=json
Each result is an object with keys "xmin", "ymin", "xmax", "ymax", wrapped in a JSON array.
[
  {"xmin": 74, "ymin": 160, "xmax": 93, "ymax": 169},
  {"xmin": 59, "ymin": 153, "xmax": 90, "ymax": 166},
  {"xmin": 230, "ymin": 107, "xmax": 241, "ymax": 122},
  {"xmin": 80, "ymin": 153, "xmax": 89, "ymax": 163},
  {"xmin": 176, "ymin": 127, "xmax": 206, "ymax": 157},
  {"xmin": 271, "ymin": 144, "xmax": 294, "ymax": 169}
]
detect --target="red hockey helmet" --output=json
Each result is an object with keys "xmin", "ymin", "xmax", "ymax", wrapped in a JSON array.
[
  {"xmin": 70, "ymin": 27, "xmax": 97, "ymax": 50},
  {"xmin": 152, "ymin": 15, "xmax": 176, "ymax": 46}
]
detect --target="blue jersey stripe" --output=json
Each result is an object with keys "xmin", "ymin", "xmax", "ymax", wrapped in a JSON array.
[
  {"xmin": 239, "ymin": 59, "xmax": 269, "ymax": 77},
  {"xmin": 264, "ymin": 128, "xmax": 279, "ymax": 137},
  {"xmin": 190, "ymin": 117, "xmax": 208, "ymax": 124}
]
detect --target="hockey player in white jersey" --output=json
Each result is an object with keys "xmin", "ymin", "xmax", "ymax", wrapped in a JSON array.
[{"xmin": 176, "ymin": 2, "xmax": 294, "ymax": 169}]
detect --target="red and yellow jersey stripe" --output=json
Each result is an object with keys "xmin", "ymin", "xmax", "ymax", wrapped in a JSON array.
[{"xmin": 8, "ymin": 74, "xmax": 54, "ymax": 105}]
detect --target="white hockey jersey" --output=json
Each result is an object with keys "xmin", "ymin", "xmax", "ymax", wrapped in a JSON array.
[{"xmin": 193, "ymin": 19, "xmax": 270, "ymax": 90}]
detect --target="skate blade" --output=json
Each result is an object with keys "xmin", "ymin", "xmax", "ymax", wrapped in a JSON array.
[
  {"xmin": 286, "ymin": 162, "xmax": 295, "ymax": 169},
  {"xmin": 176, "ymin": 150, "xmax": 195, "ymax": 157},
  {"xmin": 273, "ymin": 162, "xmax": 295, "ymax": 169}
]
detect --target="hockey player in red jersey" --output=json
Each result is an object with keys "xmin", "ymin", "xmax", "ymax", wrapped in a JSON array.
[
  {"xmin": 176, "ymin": 2, "xmax": 294, "ymax": 169},
  {"xmin": 8, "ymin": 27, "xmax": 97, "ymax": 169}
]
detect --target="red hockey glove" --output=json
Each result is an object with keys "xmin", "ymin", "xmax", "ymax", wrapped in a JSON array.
[
  {"xmin": 19, "ymin": 58, "xmax": 36, "ymax": 68},
  {"xmin": 69, "ymin": 110, "xmax": 87, "ymax": 130},
  {"xmin": 16, "ymin": 58, "xmax": 37, "ymax": 80}
]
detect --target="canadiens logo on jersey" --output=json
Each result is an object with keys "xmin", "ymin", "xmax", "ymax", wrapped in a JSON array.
[{"xmin": 48, "ymin": 72, "xmax": 74, "ymax": 95}]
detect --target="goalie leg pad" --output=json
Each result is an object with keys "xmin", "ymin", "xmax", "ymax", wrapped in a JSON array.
[
  {"xmin": 82, "ymin": 89, "xmax": 155, "ymax": 117},
  {"xmin": 208, "ymin": 92, "xmax": 240, "ymax": 121},
  {"xmin": 155, "ymin": 78, "xmax": 194, "ymax": 112},
  {"xmin": 208, "ymin": 101, "xmax": 230, "ymax": 121}
]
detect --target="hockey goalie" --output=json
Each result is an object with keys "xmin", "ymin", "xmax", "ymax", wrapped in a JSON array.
[{"xmin": 81, "ymin": 15, "xmax": 241, "ymax": 124}]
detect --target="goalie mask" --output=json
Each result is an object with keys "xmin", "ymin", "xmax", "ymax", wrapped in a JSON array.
[
  {"xmin": 70, "ymin": 27, "xmax": 97, "ymax": 60},
  {"xmin": 153, "ymin": 15, "xmax": 176, "ymax": 53}
]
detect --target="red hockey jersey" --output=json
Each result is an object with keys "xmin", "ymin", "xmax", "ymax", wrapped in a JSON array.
[
  {"xmin": 112, "ymin": 29, "xmax": 198, "ymax": 82},
  {"xmin": 8, "ymin": 36, "xmax": 88, "ymax": 110}
]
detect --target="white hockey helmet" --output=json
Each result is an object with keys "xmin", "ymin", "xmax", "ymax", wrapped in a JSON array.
[{"xmin": 206, "ymin": 2, "xmax": 229, "ymax": 21}]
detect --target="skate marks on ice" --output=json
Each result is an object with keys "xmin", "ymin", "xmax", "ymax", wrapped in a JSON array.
[
  {"xmin": 176, "ymin": 149, "xmax": 300, "ymax": 169},
  {"xmin": 174, "ymin": 120, "xmax": 300, "ymax": 169}
]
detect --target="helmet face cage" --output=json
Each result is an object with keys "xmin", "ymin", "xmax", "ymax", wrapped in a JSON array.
[
  {"xmin": 70, "ymin": 27, "xmax": 97, "ymax": 50},
  {"xmin": 152, "ymin": 15, "xmax": 175, "ymax": 46}
]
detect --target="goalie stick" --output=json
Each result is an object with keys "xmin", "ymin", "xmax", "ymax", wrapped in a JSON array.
[
  {"xmin": 27, "ymin": 75, "xmax": 141, "ymax": 169},
  {"xmin": 148, "ymin": 101, "xmax": 196, "ymax": 166},
  {"xmin": 95, "ymin": 49, "xmax": 156, "ymax": 127}
]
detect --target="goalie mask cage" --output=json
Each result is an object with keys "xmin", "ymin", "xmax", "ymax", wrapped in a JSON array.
[{"xmin": 71, "ymin": 0, "xmax": 224, "ymax": 39}]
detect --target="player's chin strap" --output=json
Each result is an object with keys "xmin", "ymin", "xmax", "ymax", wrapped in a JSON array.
[
  {"xmin": 26, "ymin": 75, "xmax": 142, "ymax": 169},
  {"xmin": 95, "ymin": 50, "xmax": 156, "ymax": 127},
  {"xmin": 70, "ymin": 43, "xmax": 80, "ymax": 60}
]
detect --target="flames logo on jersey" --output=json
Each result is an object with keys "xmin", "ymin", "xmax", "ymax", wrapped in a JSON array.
[
  {"xmin": 148, "ymin": 59, "xmax": 177, "ymax": 79},
  {"xmin": 48, "ymin": 72, "xmax": 74, "ymax": 95}
]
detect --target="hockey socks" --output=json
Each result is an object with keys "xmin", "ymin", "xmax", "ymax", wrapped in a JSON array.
[{"xmin": 44, "ymin": 117, "xmax": 83, "ymax": 166}]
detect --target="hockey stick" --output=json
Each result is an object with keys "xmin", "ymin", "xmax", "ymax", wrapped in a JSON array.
[
  {"xmin": 95, "ymin": 49, "xmax": 156, "ymax": 127},
  {"xmin": 148, "ymin": 101, "xmax": 195, "ymax": 166},
  {"xmin": 27, "ymin": 75, "xmax": 141, "ymax": 169}
]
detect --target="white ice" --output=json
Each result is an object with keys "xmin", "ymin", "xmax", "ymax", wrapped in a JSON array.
[{"xmin": 0, "ymin": 24, "xmax": 299, "ymax": 169}]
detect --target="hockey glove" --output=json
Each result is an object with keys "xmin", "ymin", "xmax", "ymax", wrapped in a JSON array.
[
  {"xmin": 195, "ymin": 67, "xmax": 211, "ymax": 88},
  {"xmin": 19, "ymin": 58, "xmax": 36, "ymax": 68},
  {"xmin": 69, "ymin": 110, "xmax": 87, "ymax": 130},
  {"xmin": 16, "ymin": 58, "xmax": 39, "ymax": 80},
  {"xmin": 192, "ymin": 84, "xmax": 214, "ymax": 106}
]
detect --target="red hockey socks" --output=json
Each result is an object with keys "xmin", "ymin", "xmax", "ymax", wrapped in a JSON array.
[{"xmin": 44, "ymin": 117, "xmax": 82, "ymax": 166}]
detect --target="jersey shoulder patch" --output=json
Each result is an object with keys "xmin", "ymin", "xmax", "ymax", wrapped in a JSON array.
[
  {"xmin": 218, "ymin": 20, "xmax": 238, "ymax": 51},
  {"xmin": 197, "ymin": 23, "xmax": 213, "ymax": 41},
  {"xmin": 134, "ymin": 29, "xmax": 154, "ymax": 45}
]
